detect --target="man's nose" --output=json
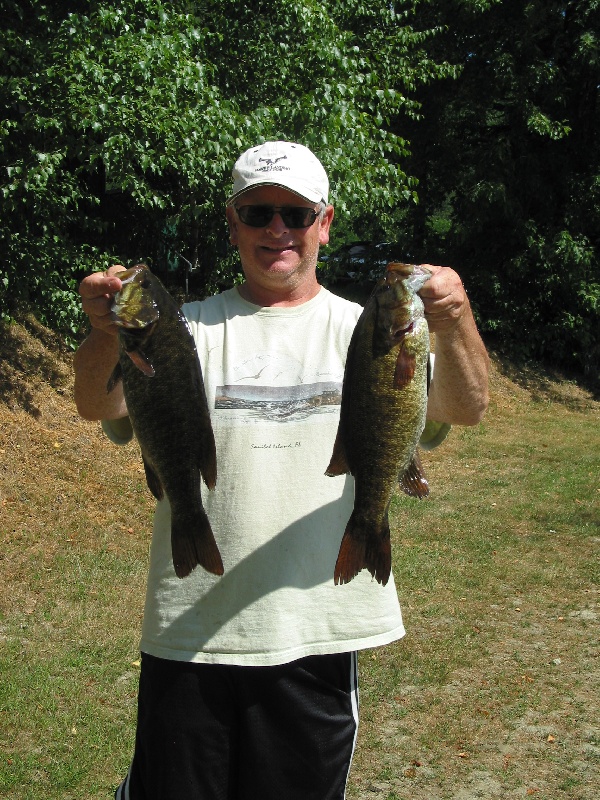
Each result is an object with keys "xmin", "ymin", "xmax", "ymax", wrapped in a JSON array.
[{"xmin": 265, "ymin": 211, "xmax": 289, "ymax": 235}]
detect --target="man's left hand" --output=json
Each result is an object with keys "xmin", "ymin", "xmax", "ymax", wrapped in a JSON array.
[{"xmin": 418, "ymin": 265, "xmax": 468, "ymax": 334}]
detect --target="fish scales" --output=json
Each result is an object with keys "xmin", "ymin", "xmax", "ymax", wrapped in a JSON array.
[
  {"xmin": 108, "ymin": 265, "xmax": 223, "ymax": 579},
  {"xmin": 326, "ymin": 262, "xmax": 431, "ymax": 586}
]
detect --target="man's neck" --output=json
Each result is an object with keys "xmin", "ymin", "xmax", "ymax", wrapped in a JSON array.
[{"xmin": 237, "ymin": 279, "xmax": 321, "ymax": 308}]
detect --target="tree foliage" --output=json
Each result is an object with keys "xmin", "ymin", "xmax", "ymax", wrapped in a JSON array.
[
  {"xmin": 0, "ymin": 0, "xmax": 446, "ymax": 339},
  {"xmin": 0, "ymin": 0, "xmax": 598, "ymax": 379},
  {"xmin": 397, "ymin": 0, "xmax": 599, "ymax": 377}
]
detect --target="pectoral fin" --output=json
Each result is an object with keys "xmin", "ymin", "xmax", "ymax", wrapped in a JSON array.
[
  {"xmin": 393, "ymin": 340, "xmax": 416, "ymax": 388},
  {"xmin": 125, "ymin": 347, "xmax": 155, "ymax": 377}
]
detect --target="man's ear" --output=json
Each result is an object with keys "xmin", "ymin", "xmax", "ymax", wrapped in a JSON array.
[
  {"xmin": 318, "ymin": 205, "xmax": 335, "ymax": 246},
  {"xmin": 226, "ymin": 206, "xmax": 238, "ymax": 245}
]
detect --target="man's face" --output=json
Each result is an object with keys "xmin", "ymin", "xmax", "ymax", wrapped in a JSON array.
[{"xmin": 226, "ymin": 185, "xmax": 334, "ymax": 297}]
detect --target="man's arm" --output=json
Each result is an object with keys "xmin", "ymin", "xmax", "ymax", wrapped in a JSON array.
[
  {"xmin": 419, "ymin": 265, "xmax": 489, "ymax": 426},
  {"xmin": 73, "ymin": 267, "xmax": 128, "ymax": 421}
]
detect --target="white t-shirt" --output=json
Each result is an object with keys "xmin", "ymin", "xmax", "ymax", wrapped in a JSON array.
[{"xmin": 104, "ymin": 286, "xmax": 449, "ymax": 666}]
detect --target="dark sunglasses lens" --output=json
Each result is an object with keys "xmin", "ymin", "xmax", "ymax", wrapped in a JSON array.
[
  {"xmin": 281, "ymin": 208, "xmax": 318, "ymax": 228},
  {"xmin": 237, "ymin": 206, "xmax": 273, "ymax": 227},
  {"xmin": 237, "ymin": 206, "xmax": 318, "ymax": 228}
]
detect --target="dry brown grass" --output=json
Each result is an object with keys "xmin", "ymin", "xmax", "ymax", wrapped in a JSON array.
[{"xmin": 0, "ymin": 317, "xmax": 598, "ymax": 799}]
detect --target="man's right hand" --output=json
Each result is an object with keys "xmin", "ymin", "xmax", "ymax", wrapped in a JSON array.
[
  {"xmin": 79, "ymin": 265, "xmax": 127, "ymax": 336},
  {"xmin": 74, "ymin": 266, "xmax": 129, "ymax": 420}
]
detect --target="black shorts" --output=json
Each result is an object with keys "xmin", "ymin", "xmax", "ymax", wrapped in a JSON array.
[{"xmin": 115, "ymin": 651, "xmax": 359, "ymax": 800}]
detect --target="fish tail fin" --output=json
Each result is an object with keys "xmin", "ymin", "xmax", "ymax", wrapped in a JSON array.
[
  {"xmin": 334, "ymin": 521, "xmax": 366, "ymax": 586},
  {"xmin": 365, "ymin": 516, "xmax": 392, "ymax": 586},
  {"xmin": 171, "ymin": 505, "xmax": 224, "ymax": 579},
  {"xmin": 334, "ymin": 513, "xmax": 392, "ymax": 587}
]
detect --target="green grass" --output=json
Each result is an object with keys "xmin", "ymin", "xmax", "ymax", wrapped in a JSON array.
[
  {"xmin": 1, "ymin": 349, "xmax": 599, "ymax": 799},
  {"xmin": 0, "ymin": 544, "xmax": 146, "ymax": 799},
  {"xmin": 351, "ymin": 385, "xmax": 599, "ymax": 798}
]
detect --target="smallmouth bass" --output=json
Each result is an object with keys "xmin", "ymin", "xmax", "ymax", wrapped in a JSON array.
[
  {"xmin": 326, "ymin": 262, "xmax": 431, "ymax": 586},
  {"xmin": 107, "ymin": 265, "xmax": 223, "ymax": 579}
]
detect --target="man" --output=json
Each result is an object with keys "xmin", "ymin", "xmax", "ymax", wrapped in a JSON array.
[{"xmin": 74, "ymin": 141, "xmax": 489, "ymax": 800}]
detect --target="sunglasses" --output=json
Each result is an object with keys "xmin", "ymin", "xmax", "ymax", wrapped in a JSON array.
[{"xmin": 235, "ymin": 204, "xmax": 320, "ymax": 229}]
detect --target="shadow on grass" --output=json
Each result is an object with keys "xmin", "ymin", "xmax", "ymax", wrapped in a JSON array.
[
  {"xmin": 487, "ymin": 342, "xmax": 599, "ymax": 408},
  {"xmin": 0, "ymin": 314, "xmax": 71, "ymax": 415}
]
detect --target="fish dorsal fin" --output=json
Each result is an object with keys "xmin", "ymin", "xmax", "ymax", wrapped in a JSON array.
[
  {"xmin": 394, "ymin": 340, "xmax": 416, "ymax": 388},
  {"xmin": 125, "ymin": 347, "xmax": 156, "ymax": 377},
  {"xmin": 325, "ymin": 429, "xmax": 350, "ymax": 476},
  {"xmin": 399, "ymin": 450, "xmax": 429, "ymax": 498}
]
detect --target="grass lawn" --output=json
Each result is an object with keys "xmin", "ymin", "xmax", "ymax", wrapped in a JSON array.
[{"xmin": 0, "ymin": 318, "xmax": 598, "ymax": 799}]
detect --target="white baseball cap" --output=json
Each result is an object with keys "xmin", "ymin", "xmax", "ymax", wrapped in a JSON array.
[{"xmin": 227, "ymin": 141, "xmax": 329, "ymax": 205}]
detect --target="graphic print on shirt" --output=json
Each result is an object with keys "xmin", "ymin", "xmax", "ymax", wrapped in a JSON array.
[{"xmin": 214, "ymin": 350, "xmax": 343, "ymax": 424}]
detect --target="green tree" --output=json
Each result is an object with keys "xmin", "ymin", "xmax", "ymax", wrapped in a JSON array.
[
  {"xmin": 399, "ymin": 0, "xmax": 599, "ymax": 377},
  {"xmin": 0, "ymin": 0, "xmax": 448, "ymax": 340}
]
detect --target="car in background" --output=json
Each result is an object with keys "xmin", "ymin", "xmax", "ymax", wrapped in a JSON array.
[{"xmin": 320, "ymin": 241, "xmax": 415, "ymax": 285}]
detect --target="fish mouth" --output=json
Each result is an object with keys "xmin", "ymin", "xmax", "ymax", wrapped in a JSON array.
[
  {"xmin": 113, "ymin": 315, "xmax": 154, "ymax": 330},
  {"xmin": 385, "ymin": 262, "xmax": 432, "ymax": 293},
  {"xmin": 119, "ymin": 266, "xmax": 145, "ymax": 284},
  {"xmin": 387, "ymin": 262, "xmax": 416, "ymax": 279},
  {"xmin": 390, "ymin": 320, "xmax": 415, "ymax": 340},
  {"xmin": 112, "ymin": 298, "xmax": 159, "ymax": 329},
  {"xmin": 111, "ymin": 265, "xmax": 160, "ymax": 328}
]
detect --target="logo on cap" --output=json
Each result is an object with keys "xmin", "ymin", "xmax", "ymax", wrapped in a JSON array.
[{"xmin": 257, "ymin": 156, "xmax": 289, "ymax": 173}]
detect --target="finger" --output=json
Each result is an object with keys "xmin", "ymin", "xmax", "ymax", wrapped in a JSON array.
[
  {"xmin": 79, "ymin": 267, "xmax": 126, "ymax": 334},
  {"xmin": 79, "ymin": 270, "xmax": 124, "ymax": 301},
  {"xmin": 424, "ymin": 296, "xmax": 462, "ymax": 320},
  {"xmin": 421, "ymin": 267, "xmax": 465, "ymax": 307},
  {"xmin": 423, "ymin": 290, "xmax": 467, "ymax": 334},
  {"xmin": 107, "ymin": 264, "xmax": 127, "ymax": 278},
  {"xmin": 417, "ymin": 264, "xmax": 447, "ymax": 297},
  {"xmin": 80, "ymin": 291, "xmax": 116, "ymax": 317},
  {"xmin": 420, "ymin": 263, "xmax": 443, "ymax": 277}
]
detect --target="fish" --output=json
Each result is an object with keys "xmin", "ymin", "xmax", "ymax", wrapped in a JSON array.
[
  {"xmin": 326, "ymin": 262, "xmax": 432, "ymax": 586},
  {"xmin": 107, "ymin": 264, "xmax": 224, "ymax": 579}
]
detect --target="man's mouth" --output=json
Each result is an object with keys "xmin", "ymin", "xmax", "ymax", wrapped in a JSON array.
[{"xmin": 262, "ymin": 244, "xmax": 296, "ymax": 252}]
